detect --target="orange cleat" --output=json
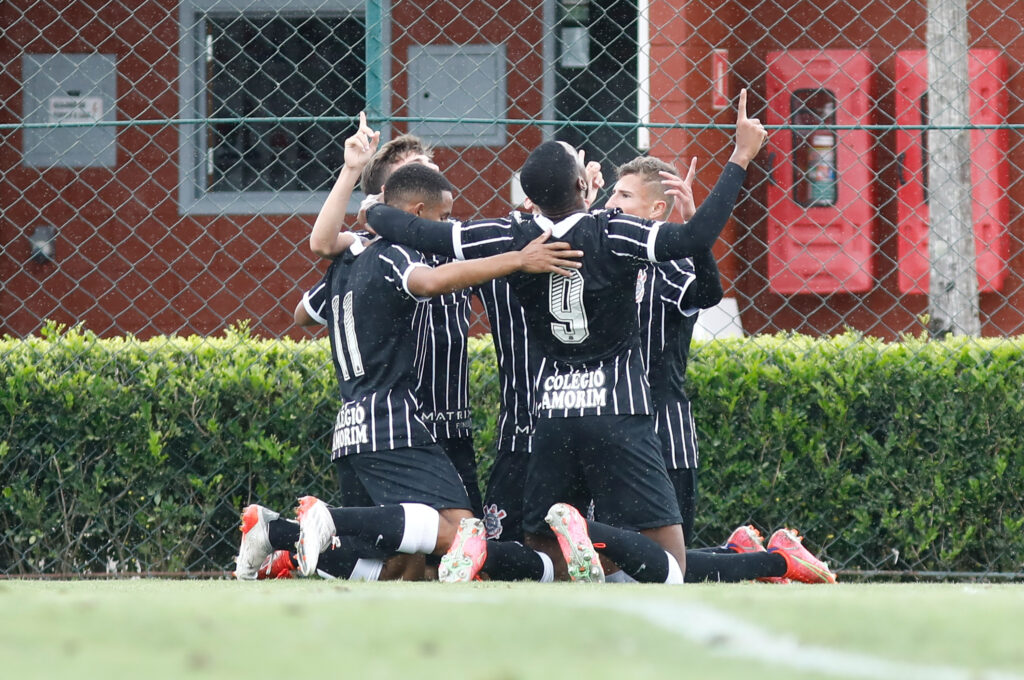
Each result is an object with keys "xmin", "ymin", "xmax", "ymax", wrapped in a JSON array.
[
  {"xmin": 725, "ymin": 525, "xmax": 766, "ymax": 554},
  {"xmin": 724, "ymin": 524, "xmax": 789, "ymax": 584},
  {"xmin": 257, "ymin": 550, "xmax": 296, "ymax": 579},
  {"xmin": 767, "ymin": 528, "xmax": 837, "ymax": 584}
]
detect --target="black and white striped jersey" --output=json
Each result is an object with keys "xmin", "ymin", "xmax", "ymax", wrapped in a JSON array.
[
  {"xmin": 366, "ymin": 162, "xmax": 746, "ymax": 420},
  {"xmin": 475, "ymin": 278, "xmax": 535, "ymax": 451},
  {"xmin": 314, "ymin": 239, "xmax": 437, "ymax": 458},
  {"xmin": 304, "ymin": 251, "xmax": 473, "ymax": 443},
  {"xmin": 414, "ymin": 254, "xmax": 473, "ymax": 440},
  {"xmin": 636, "ymin": 259, "xmax": 700, "ymax": 469}
]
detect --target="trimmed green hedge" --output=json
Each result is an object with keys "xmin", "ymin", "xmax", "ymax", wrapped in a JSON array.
[{"xmin": 2, "ymin": 324, "xmax": 1022, "ymax": 577}]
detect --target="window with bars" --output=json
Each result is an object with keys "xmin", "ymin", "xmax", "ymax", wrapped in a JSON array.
[{"xmin": 179, "ymin": 2, "xmax": 369, "ymax": 214}]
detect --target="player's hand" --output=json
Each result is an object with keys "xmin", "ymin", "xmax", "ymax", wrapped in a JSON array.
[
  {"xmin": 343, "ymin": 111, "xmax": 381, "ymax": 171},
  {"xmin": 357, "ymin": 192, "xmax": 381, "ymax": 232},
  {"xmin": 580, "ymin": 151, "xmax": 605, "ymax": 209},
  {"xmin": 729, "ymin": 89, "xmax": 768, "ymax": 168},
  {"xmin": 518, "ymin": 231, "xmax": 584, "ymax": 276},
  {"xmin": 660, "ymin": 156, "xmax": 698, "ymax": 222}
]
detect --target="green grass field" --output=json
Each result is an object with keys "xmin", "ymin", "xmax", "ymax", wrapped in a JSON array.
[{"xmin": 3, "ymin": 580, "xmax": 1022, "ymax": 679}]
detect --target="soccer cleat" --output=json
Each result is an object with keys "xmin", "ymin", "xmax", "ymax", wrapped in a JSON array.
[
  {"xmin": 438, "ymin": 517, "xmax": 488, "ymax": 583},
  {"xmin": 767, "ymin": 528, "xmax": 837, "ymax": 584},
  {"xmin": 725, "ymin": 524, "xmax": 789, "ymax": 584},
  {"xmin": 545, "ymin": 503, "xmax": 605, "ymax": 583},
  {"xmin": 295, "ymin": 496, "xmax": 338, "ymax": 578},
  {"xmin": 724, "ymin": 525, "xmax": 766, "ymax": 554},
  {"xmin": 234, "ymin": 504, "xmax": 279, "ymax": 580},
  {"xmin": 257, "ymin": 550, "xmax": 296, "ymax": 580}
]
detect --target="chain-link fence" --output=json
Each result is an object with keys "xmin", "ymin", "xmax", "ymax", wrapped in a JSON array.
[{"xmin": 2, "ymin": 0, "xmax": 1022, "ymax": 578}]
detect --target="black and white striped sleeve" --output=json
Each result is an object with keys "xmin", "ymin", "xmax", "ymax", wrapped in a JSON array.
[
  {"xmin": 301, "ymin": 275, "xmax": 330, "ymax": 326},
  {"xmin": 453, "ymin": 218, "xmax": 514, "ymax": 260},
  {"xmin": 365, "ymin": 204, "xmax": 513, "ymax": 260},
  {"xmin": 655, "ymin": 260, "xmax": 698, "ymax": 316},
  {"xmin": 378, "ymin": 244, "xmax": 431, "ymax": 301},
  {"xmin": 605, "ymin": 212, "xmax": 663, "ymax": 261}
]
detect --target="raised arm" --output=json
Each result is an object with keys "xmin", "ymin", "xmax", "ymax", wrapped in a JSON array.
[
  {"xmin": 309, "ymin": 112, "xmax": 380, "ymax": 259},
  {"xmin": 653, "ymin": 89, "xmax": 766, "ymax": 261}
]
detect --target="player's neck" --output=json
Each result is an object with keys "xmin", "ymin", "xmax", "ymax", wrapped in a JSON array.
[{"xmin": 540, "ymin": 199, "xmax": 587, "ymax": 222}]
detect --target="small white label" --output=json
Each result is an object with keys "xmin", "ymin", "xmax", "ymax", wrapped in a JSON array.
[{"xmin": 48, "ymin": 96, "xmax": 103, "ymax": 124}]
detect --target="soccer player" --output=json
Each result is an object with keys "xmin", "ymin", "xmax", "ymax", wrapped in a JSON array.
[
  {"xmin": 304, "ymin": 120, "xmax": 482, "ymax": 516},
  {"xmin": 604, "ymin": 154, "xmax": 718, "ymax": 542},
  {"xmin": 365, "ymin": 90, "xmax": 767, "ymax": 584},
  {"xmin": 237, "ymin": 163, "xmax": 580, "ymax": 581},
  {"xmin": 603, "ymin": 155, "xmax": 835, "ymax": 584}
]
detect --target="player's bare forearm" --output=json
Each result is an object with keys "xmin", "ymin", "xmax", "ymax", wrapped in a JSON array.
[
  {"xmin": 407, "ymin": 234, "xmax": 581, "ymax": 297},
  {"xmin": 310, "ymin": 112, "xmax": 380, "ymax": 259},
  {"xmin": 293, "ymin": 297, "xmax": 318, "ymax": 327},
  {"xmin": 310, "ymin": 166, "xmax": 362, "ymax": 259}
]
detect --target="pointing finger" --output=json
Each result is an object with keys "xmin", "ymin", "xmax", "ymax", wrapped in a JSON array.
[
  {"xmin": 685, "ymin": 156, "xmax": 697, "ymax": 185},
  {"xmin": 737, "ymin": 88, "xmax": 748, "ymax": 122}
]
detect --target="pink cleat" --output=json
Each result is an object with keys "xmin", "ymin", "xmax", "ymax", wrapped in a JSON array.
[
  {"xmin": 767, "ymin": 528, "xmax": 837, "ymax": 584},
  {"xmin": 438, "ymin": 517, "xmax": 488, "ymax": 583},
  {"xmin": 545, "ymin": 503, "xmax": 604, "ymax": 583}
]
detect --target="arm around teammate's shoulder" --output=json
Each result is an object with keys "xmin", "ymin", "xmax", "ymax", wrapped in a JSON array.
[{"xmin": 406, "ymin": 231, "xmax": 582, "ymax": 298}]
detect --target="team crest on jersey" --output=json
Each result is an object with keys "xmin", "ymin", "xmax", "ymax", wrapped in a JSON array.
[
  {"xmin": 483, "ymin": 503, "xmax": 507, "ymax": 540},
  {"xmin": 635, "ymin": 269, "xmax": 647, "ymax": 303}
]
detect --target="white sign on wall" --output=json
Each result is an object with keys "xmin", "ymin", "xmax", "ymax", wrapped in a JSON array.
[{"xmin": 47, "ymin": 96, "xmax": 104, "ymax": 124}]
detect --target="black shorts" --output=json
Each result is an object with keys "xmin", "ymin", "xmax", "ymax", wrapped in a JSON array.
[
  {"xmin": 482, "ymin": 443, "xmax": 528, "ymax": 542},
  {"xmin": 436, "ymin": 435, "xmax": 483, "ymax": 516},
  {"xmin": 523, "ymin": 414, "xmax": 682, "ymax": 535},
  {"xmin": 333, "ymin": 445, "xmax": 472, "ymax": 510}
]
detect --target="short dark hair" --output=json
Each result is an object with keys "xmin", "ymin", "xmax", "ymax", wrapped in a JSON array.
[
  {"xmin": 360, "ymin": 135, "xmax": 434, "ymax": 194},
  {"xmin": 519, "ymin": 141, "xmax": 582, "ymax": 211},
  {"xmin": 616, "ymin": 156, "xmax": 676, "ymax": 215},
  {"xmin": 382, "ymin": 163, "xmax": 452, "ymax": 209}
]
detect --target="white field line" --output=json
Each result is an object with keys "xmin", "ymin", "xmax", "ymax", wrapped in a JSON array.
[
  {"xmin": 352, "ymin": 588, "xmax": 1023, "ymax": 680},
  {"xmin": 599, "ymin": 597, "xmax": 1023, "ymax": 680}
]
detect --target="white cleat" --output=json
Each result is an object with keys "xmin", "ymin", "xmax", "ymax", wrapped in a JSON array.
[
  {"xmin": 295, "ymin": 496, "xmax": 337, "ymax": 577},
  {"xmin": 235, "ymin": 504, "xmax": 279, "ymax": 580}
]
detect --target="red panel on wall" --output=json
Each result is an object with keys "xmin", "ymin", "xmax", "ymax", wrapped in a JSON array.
[
  {"xmin": 765, "ymin": 50, "xmax": 875, "ymax": 294},
  {"xmin": 894, "ymin": 49, "xmax": 1010, "ymax": 294}
]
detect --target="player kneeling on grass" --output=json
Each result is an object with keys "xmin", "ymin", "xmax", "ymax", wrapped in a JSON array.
[{"xmin": 235, "ymin": 164, "xmax": 583, "ymax": 583}]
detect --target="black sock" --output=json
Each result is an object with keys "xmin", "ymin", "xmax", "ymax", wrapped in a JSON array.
[
  {"xmin": 316, "ymin": 537, "xmax": 388, "ymax": 578},
  {"xmin": 585, "ymin": 520, "xmax": 672, "ymax": 583},
  {"xmin": 695, "ymin": 545, "xmax": 735, "ymax": 554},
  {"xmin": 482, "ymin": 541, "xmax": 546, "ymax": 581},
  {"xmin": 684, "ymin": 550, "xmax": 787, "ymax": 582},
  {"xmin": 328, "ymin": 505, "xmax": 407, "ymax": 553},
  {"xmin": 268, "ymin": 518, "xmax": 299, "ymax": 551}
]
